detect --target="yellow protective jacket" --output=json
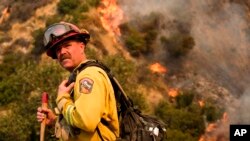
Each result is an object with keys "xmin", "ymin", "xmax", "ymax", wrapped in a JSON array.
[{"xmin": 56, "ymin": 61, "xmax": 119, "ymax": 141}]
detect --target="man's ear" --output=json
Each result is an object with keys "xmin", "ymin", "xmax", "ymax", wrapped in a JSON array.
[
  {"xmin": 80, "ymin": 42, "xmax": 85, "ymax": 53},
  {"xmin": 80, "ymin": 42, "xmax": 85, "ymax": 48}
]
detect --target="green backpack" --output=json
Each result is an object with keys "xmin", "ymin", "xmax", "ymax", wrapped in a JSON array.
[{"xmin": 68, "ymin": 60, "xmax": 167, "ymax": 141}]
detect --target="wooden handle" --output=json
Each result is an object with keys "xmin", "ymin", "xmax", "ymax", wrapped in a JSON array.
[{"xmin": 40, "ymin": 92, "xmax": 48, "ymax": 141}]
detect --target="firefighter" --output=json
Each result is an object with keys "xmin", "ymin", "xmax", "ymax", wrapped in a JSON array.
[{"xmin": 36, "ymin": 22, "xmax": 119, "ymax": 141}]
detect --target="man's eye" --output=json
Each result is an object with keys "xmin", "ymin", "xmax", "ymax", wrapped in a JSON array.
[
  {"xmin": 56, "ymin": 47, "xmax": 61, "ymax": 52},
  {"xmin": 64, "ymin": 43, "xmax": 71, "ymax": 47}
]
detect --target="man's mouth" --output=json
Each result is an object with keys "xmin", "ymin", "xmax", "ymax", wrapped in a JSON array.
[{"xmin": 60, "ymin": 55, "xmax": 71, "ymax": 62}]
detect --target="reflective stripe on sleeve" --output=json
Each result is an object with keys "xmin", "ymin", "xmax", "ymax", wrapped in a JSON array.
[{"xmin": 65, "ymin": 105, "xmax": 74, "ymax": 125}]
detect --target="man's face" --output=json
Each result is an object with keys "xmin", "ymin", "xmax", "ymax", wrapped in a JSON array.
[{"xmin": 55, "ymin": 40, "xmax": 85, "ymax": 72}]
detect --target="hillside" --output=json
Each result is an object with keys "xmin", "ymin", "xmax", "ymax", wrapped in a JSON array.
[{"xmin": 0, "ymin": 0, "xmax": 249, "ymax": 141}]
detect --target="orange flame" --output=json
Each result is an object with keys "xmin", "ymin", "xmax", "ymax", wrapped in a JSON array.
[
  {"xmin": 0, "ymin": 5, "xmax": 11, "ymax": 24},
  {"xmin": 168, "ymin": 88, "xmax": 179, "ymax": 98},
  {"xmin": 198, "ymin": 100, "xmax": 205, "ymax": 107},
  {"xmin": 198, "ymin": 135, "xmax": 205, "ymax": 141},
  {"xmin": 98, "ymin": 0, "xmax": 124, "ymax": 36},
  {"xmin": 149, "ymin": 63, "xmax": 168, "ymax": 74},
  {"xmin": 206, "ymin": 123, "xmax": 217, "ymax": 133}
]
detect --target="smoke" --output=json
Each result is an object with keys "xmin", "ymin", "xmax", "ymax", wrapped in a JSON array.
[
  {"xmin": 119, "ymin": 0, "xmax": 190, "ymax": 19},
  {"xmin": 189, "ymin": 0, "xmax": 250, "ymax": 96},
  {"xmin": 119, "ymin": 0, "xmax": 250, "ymax": 96},
  {"xmin": 118, "ymin": 0, "xmax": 250, "ymax": 128},
  {"xmin": 229, "ymin": 88, "xmax": 250, "ymax": 124}
]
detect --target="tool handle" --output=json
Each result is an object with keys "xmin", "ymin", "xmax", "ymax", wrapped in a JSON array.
[{"xmin": 40, "ymin": 92, "xmax": 48, "ymax": 141}]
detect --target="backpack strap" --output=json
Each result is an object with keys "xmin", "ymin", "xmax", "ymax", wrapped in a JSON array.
[
  {"xmin": 69, "ymin": 60, "xmax": 133, "ymax": 108},
  {"xmin": 96, "ymin": 127, "xmax": 104, "ymax": 141}
]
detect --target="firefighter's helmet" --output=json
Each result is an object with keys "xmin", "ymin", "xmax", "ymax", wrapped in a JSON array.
[{"xmin": 43, "ymin": 22, "xmax": 90, "ymax": 59}]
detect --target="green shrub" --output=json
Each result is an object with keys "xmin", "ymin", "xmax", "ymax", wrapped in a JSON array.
[
  {"xmin": 0, "ymin": 52, "xmax": 64, "ymax": 140},
  {"xmin": 57, "ymin": 0, "xmax": 80, "ymax": 15},
  {"xmin": 165, "ymin": 129, "xmax": 198, "ymax": 141},
  {"xmin": 128, "ymin": 91, "xmax": 148, "ymax": 111},
  {"xmin": 119, "ymin": 12, "xmax": 161, "ymax": 57},
  {"xmin": 145, "ymin": 30, "xmax": 158, "ymax": 47},
  {"xmin": 31, "ymin": 28, "xmax": 45, "ymax": 56},
  {"xmin": 155, "ymin": 100, "xmax": 205, "ymax": 140},
  {"xmin": 0, "ymin": 96, "xmax": 56, "ymax": 141},
  {"xmin": 154, "ymin": 100, "xmax": 171, "ymax": 120},
  {"xmin": 57, "ymin": 0, "xmax": 92, "ymax": 24},
  {"xmin": 0, "ymin": 52, "xmax": 64, "ymax": 106},
  {"xmin": 71, "ymin": 12, "xmax": 88, "ymax": 25},
  {"xmin": 161, "ymin": 33, "xmax": 195, "ymax": 58},
  {"xmin": 57, "ymin": 0, "xmax": 99, "ymax": 22},
  {"xmin": 45, "ymin": 16, "xmax": 62, "ymax": 27},
  {"xmin": 125, "ymin": 30, "xmax": 146, "ymax": 57},
  {"xmin": 0, "ymin": 53, "xmax": 22, "ymax": 81},
  {"xmin": 85, "ymin": 47, "xmax": 98, "ymax": 60},
  {"xmin": 203, "ymin": 103, "xmax": 224, "ymax": 122},
  {"xmin": 176, "ymin": 90, "xmax": 195, "ymax": 108},
  {"xmin": 86, "ymin": 0, "xmax": 101, "ymax": 7},
  {"xmin": 120, "ymin": 23, "xmax": 148, "ymax": 57}
]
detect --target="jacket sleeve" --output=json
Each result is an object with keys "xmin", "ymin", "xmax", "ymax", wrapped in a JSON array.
[{"xmin": 56, "ymin": 67, "xmax": 110, "ymax": 132}]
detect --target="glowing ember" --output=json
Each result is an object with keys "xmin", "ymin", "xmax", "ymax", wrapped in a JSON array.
[
  {"xmin": 198, "ymin": 100, "xmax": 205, "ymax": 107},
  {"xmin": 149, "ymin": 63, "xmax": 167, "ymax": 74},
  {"xmin": 168, "ymin": 88, "xmax": 178, "ymax": 98},
  {"xmin": 98, "ymin": 0, "xmax": 124, "ymax": 36}
]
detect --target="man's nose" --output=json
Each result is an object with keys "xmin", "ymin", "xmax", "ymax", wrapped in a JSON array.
[{"xmin": 56, "ymin": 47, "xmax": 65, "ymax": 58}]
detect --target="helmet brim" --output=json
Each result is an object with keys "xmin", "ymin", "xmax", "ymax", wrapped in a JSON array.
[{"xmin": 46, "ymin": 32, "xmax": 90, "ymax": 59}]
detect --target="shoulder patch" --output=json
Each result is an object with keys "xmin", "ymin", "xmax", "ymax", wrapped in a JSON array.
[{"xmin": 79, "ymin": 78, "xmax": 94, "ymax": 94}]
